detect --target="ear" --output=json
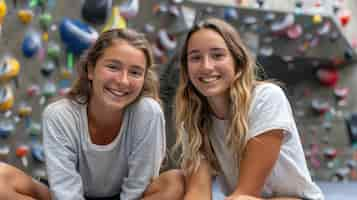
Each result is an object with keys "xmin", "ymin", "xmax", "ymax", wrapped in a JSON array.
[{"xmin": 87, "ymin": 64, "xmax": 94, "ymax": 81}]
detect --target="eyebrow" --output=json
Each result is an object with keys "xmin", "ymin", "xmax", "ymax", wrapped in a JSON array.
[
  {"xmin": 210, "ymin": 47, "xmax": 227, "ymax": 52},
  {"xmin": 104, "ymin": 59, "xmax": 145, "ymax": 71},
  {"xmin": 129, "ymin": 65, "xmax": 145, "ymax": 72},
  {"xmin": 187, "ymin": 47, "xmax": 227, "ymax": 55},
  {"xmin": 104, "ymin": 59, "xmax": 122, "ymax": 64},
  {"xmin": 187, "ymin": 49, "xmax": 200, "ymax": 56}
]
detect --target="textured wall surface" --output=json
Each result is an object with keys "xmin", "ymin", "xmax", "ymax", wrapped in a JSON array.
[{"xmin": 1, "ymin": 0, "xmax": 357, "ymax": 183}]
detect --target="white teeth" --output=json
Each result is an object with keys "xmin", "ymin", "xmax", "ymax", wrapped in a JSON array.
[{"xmin": 199, "ymin": 76, "xmax": 219, "ymax": 83}]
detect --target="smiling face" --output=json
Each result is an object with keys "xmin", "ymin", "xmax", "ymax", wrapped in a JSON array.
[
  {"xmin": 88, "ymin": 40, "xmax": 147, "ymax": 112},
  {"xmin": 187, "ymin": 28, "xmax": 236, "ymax": 102}
]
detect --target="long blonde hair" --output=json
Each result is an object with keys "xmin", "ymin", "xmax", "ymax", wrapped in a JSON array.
[
  {"xmin": 175, "ymin": 18, "xmax": 260, "ymax": 175},
  {"xmin": 66, "ymin": 28, "xmax": 161, "ymax": 105}
]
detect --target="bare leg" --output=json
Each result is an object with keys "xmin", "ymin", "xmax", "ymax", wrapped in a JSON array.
[
  {"xmin": 0, "ymin": 163, "xmax": 51, "ymax": 200},
  {"xmin": 142, "ymin": 169, "xmax": 185, "ymax": 200}
]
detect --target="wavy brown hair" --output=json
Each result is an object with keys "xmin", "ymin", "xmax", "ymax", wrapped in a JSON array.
[
  {"xmin": 66, "ymin": 28, "xmax": 160, "ymax": 105},
  {"xmin": 175, "ymin": 18, "xmax": 261, "ymax": 175}
]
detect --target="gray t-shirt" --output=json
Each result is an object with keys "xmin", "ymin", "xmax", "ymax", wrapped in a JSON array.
[
  {"xmin": 43, "ymin": 97, "xmax": 166, "ymax": 200},
  {"xmin": 208, "ymin": 83, "xmax": 323, "ymax": 199}
]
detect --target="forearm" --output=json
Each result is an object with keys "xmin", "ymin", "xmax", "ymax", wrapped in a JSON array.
[
  {"xmin": 184, "ymin": 160, "xmax": 212, "ymax": 200},
  {"xmin": 46, "ymin": 158, "xmax": 85, "ymax": 200},
  {"xmin": 44, "ymin": 132, "xmax": 84, "ymax": 199}
]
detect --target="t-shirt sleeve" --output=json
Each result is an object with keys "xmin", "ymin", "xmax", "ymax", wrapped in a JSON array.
[
  {"xmin": 247, "ymin": 84, "xmax": 294, "ymax": 140},
  {"xmin": 42, "ymin": 105, "xmax": 85, "ymax": 200},
  {"xmin": 120, "ymin": 99, "xmax": 166, "ymax": 200}
]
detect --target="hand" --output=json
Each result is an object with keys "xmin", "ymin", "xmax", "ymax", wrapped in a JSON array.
[{"xmin": 225, "ymin": 194, "xmax": 262, "ymax": 200}]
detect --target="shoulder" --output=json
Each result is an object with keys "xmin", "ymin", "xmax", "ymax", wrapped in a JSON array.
[
  {"xmin": 247, "ymin": 83, "xmax": 295, "ymax": 139},
  {"xmin": 129, "ymin": 97, "xmax": 163, "ymax": 118},
  {"xmin": 42, "ymin": 99, "xmax": 81, "ymax": 152},
  {"xmin": 249, "ymin": 82, "xmax": 291, "ymax": 116},
  {"xmin": 253, "ymin": 82, "xmax": 286, "ymax": 100},
  {"xmin": 126, "ymin": 98, "xmax": 166, "ymax": 144},
  {"xmin": 251, "ymin": 83, "xmax": 287, "ymax": 107},
  {"xmin": 42, "ymin": 98, "xmax": 82, "ymax": 120}
]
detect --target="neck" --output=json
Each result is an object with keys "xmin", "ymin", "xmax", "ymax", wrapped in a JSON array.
[
  {"xmin": 87, "ymin": 100, "xmax": 123, "ymax": 145},
  {"xmin": 207, "ymin": 94, "xmax": 230, "ymax": 120},
  {"xmin": 88, "ymin": 100, "xmax": 123, "ymax": 126}
]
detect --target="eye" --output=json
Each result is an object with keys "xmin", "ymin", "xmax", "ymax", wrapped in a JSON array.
[
  {"xmin": 105, "ymin": 63, "xmax": 120, "ymax": 71},
  {"xmin": 106, "ymin": 64, "xmax": 116, "ymax": 69},
  {"xmin": 188, "ymin": 54, "xmax": 201, "ymax": 63},
  {"xmin": 129, "ymin": 69, "xmax": 144, "ymax": 78},
  {"xmin": 211, "ymin": 52, "xmax": 225, "ymax": 60}
]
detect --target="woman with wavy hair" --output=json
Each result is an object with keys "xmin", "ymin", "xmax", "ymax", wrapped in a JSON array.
[
  {"xmin": 175, "ymin": 18, "xmax": 323, "ymax": 200},
  {"xmin": 0, "ymin": 28, "xmax": 184, "ymax": 200}
]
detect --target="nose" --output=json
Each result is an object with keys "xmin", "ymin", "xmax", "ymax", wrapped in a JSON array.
[
  {"xmin": 116, "ymin": 70, "xmax": 129, "ymax": 86},
  {"xmin": 201, "ymin": 55, "xmax": 214, "ymax": 71}
]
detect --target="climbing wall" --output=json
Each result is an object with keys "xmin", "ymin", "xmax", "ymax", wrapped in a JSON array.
[
  {"xmin": 1, "ymin": 0, "xmax": 357, "ymax": 184},
  {"xmin": 0, "ymin": 0, "xmax": 83, "ymax": 180}
]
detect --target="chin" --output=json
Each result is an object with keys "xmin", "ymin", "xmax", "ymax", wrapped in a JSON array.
[
  {"xmin": 197, "ymin": 88, "xmax": 218, "ymax": 97},
  {"xmin": 104, "ymin": 98, "xmax": 129, "ymax": 110},
  {"xmin": 200, "ymin": 88, "xmax": 229, "ymax": 99}
]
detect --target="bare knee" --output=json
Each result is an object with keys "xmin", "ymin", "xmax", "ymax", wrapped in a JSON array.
[
  {"xmin": 0, "ymin": 163, "xmax": 20, "ymax": 198},
  {"xmin": 0, "ymin": 163, "xmax": 19, "ymax": 185}
]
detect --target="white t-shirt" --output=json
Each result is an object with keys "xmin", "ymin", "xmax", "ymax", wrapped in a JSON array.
[{"xmin": 208, "ymin": 83, "xmax": 323, "ymax": 199}]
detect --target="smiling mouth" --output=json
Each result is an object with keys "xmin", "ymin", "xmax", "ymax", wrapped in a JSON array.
[
  {"xmin": 199, "ymin": 76, "xmax": 220, "ymax": 83},
  {"xmin": 105, "ymin": 88, "xmax": 129, "ymax": 98}
]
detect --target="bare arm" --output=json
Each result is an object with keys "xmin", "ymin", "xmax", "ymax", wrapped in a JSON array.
[
  {"xmin": 225, "ymin": 130, "xmax": 300, "ymax": 200},
  {"xmin": 184, "ymin": 159, "xmax": 212, "ymax": 200}
]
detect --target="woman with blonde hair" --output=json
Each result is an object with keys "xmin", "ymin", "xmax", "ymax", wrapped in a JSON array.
[
  {"xmin": 175, "ymin": 17, "xmax": 323, "ymax": 200},
  {"xmin": 0, "ymin": 28, "xmax": 184, "ymax": 200}
]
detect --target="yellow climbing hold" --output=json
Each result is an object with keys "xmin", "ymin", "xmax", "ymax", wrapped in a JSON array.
[
  {"xmin": 0, "ymin": 0, "xmax": 7, "ymax": 24},
  {"xmin": 0, "ymin": 86, "xmax": 14, "ymax": 112},
  {"xmin": 0, "ymin": 57, "xmax": 20, "ymax": 83},
  {"xmin": 18, "ymin": 9, "xmax": 34, "ymax": 24},
  {"xmin": 313, "ymin": 14, "xmax": 323, "ymax": 24},
  {"xmin": 102, "ymin": 6, "xmax": 127, "ymax": 32},
  {"xmin": 42, "ymin": 32, "xmax": 49, "ymax": 42}
]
